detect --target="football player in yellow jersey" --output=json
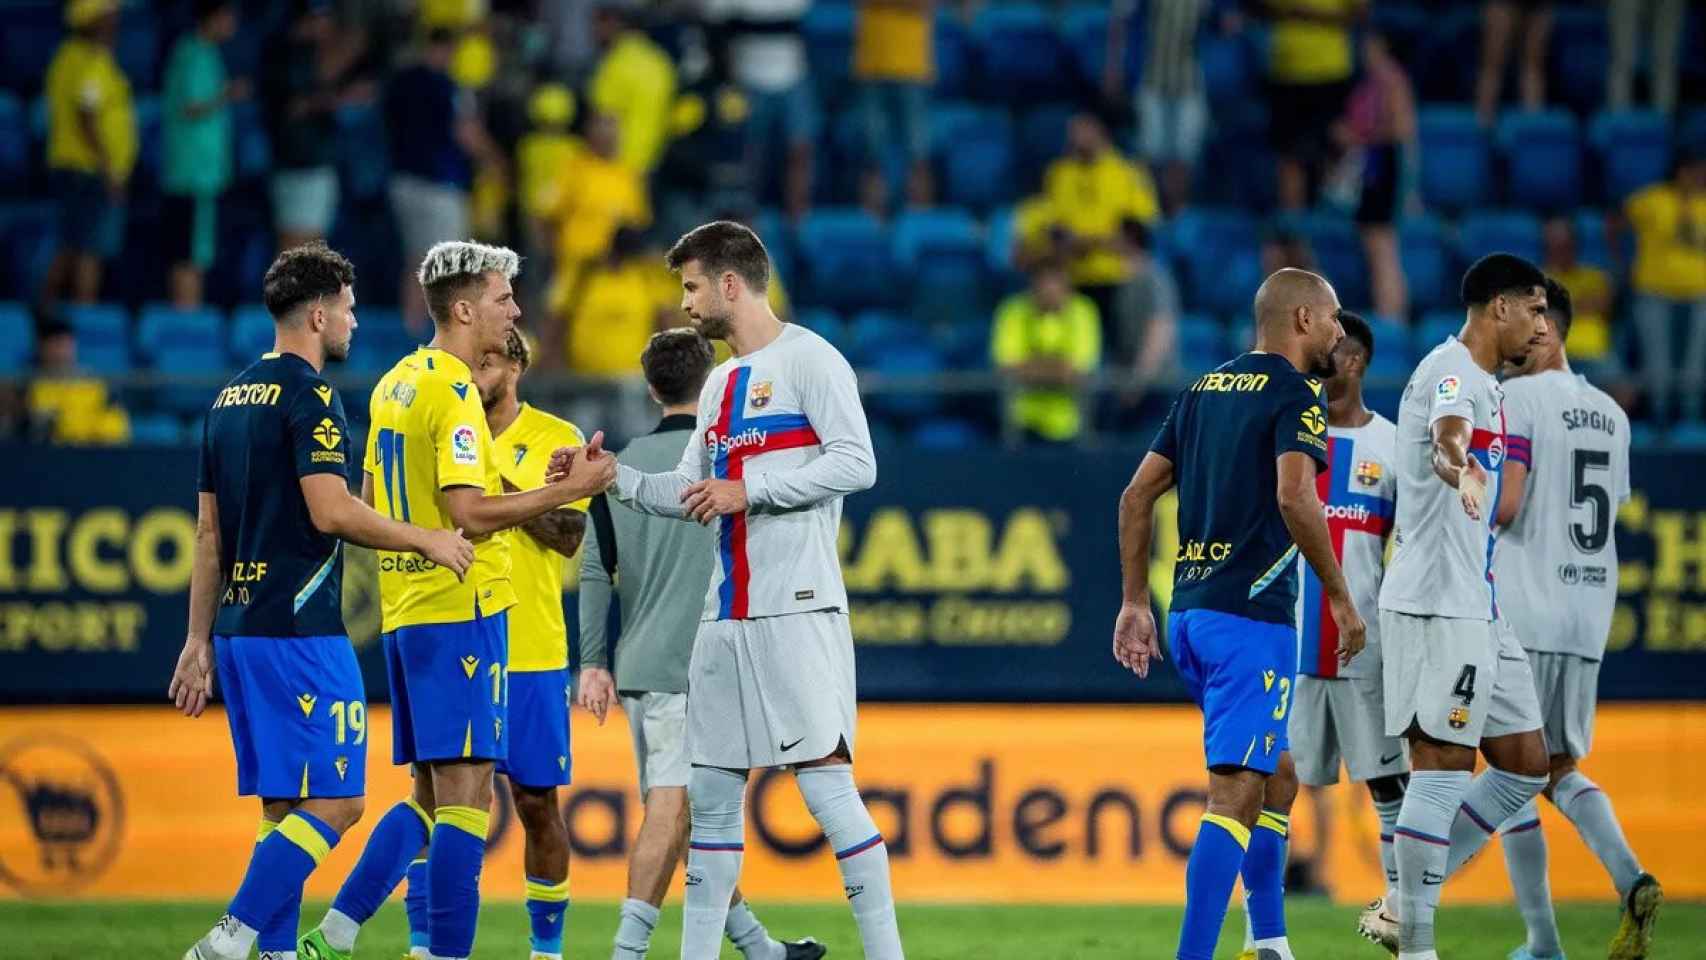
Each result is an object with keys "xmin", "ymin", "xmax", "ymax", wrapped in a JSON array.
[{"xmin": 302, "ymin": 242, "xmax": 613, "ymax": 960}]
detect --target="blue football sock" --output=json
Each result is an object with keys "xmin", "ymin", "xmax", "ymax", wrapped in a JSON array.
[
  {"xmin": 428, "ymin": 805, "xmax": 489, "ymax": 960},
  {"xmin": 1178, "ymin": 813, "xmax": 1250, "ymax": 960},
  {"xmin": 229, "ymin": 811, "xmax": 340, "ymax": 934},
  {"xmin": 328, "ymin": 799, "xmax": 432, "ymax": 926},
  {"xmin": 250, "ymin": 820, "xmax": 302, "ymax": 954},
  {"xmin": 1241, "ymin": 809, "xmax": 1290, "ymax": 941},
  {"xmin": 524, "ymin": 875, "xmax": 571, "ymax": 956},
  {"xmin": 403, "ymin": 858, "xmax": 430, "ymax": 951}
]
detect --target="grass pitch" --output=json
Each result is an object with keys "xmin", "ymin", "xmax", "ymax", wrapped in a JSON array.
[{"xmin": 5, "ymin": 898, "xmax": 1702, "ymax": 959}]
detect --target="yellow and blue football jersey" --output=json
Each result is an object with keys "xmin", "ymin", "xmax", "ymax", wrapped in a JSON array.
[{"xmin": 491, "ymin": 402, "xmax": 588, "ymax": 673}]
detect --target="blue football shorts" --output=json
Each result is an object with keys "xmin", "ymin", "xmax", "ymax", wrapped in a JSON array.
[
  {"xmin": 497, "ymin": 667, "xmax": 572, "ymax": 788},
  {"xmin": 383, "ymin": 607, "xmax": 509, "ymax": 765},
  {"xmin": 1168, "ymin": 608, "xmax": 1297, "ymax": 774},
  {"xmin": 214, "ymin": 634, "xmax": 367, "ymax": 799}
]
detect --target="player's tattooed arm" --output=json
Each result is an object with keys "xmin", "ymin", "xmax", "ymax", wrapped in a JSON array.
[{"xmin": 521, "ymin": 506, "xmax": 587, "ymax": 557}]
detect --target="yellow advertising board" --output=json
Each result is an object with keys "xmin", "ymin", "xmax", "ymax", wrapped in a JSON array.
[{"xmin": 2, "ymin": 704, "xmax": 1702, "ymax": 903}]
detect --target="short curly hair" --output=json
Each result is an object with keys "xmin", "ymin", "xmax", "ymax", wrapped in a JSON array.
[
  {"xmin": 262, "ymin": 241, "xmax": 355, "ymax": 321},
  {"xmin": 641, "ymin": 327, "xmax": 715, "ymax": 405}
]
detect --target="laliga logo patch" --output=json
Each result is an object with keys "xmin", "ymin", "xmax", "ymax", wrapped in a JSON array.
[
  {"xmin": 451, "ymin": 425, "xmax": 478, "ymax": 465},
  {"xmin": 749, "ymin": 380, "xmax": 774, "ymax": 409},
  {"xmin": 1435, "ymin": 375, "xmax": 1461, "ymax": 405}
]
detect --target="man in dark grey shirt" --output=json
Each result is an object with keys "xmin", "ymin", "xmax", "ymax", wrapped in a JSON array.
[{"xmin": 578, "ymin": 328, "xmax": 822, "ymax": 960}]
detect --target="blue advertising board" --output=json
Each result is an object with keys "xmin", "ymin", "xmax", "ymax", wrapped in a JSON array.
[{"xmin": 3, "ymin": 444, "xmax": 1703, "ymax": 702}]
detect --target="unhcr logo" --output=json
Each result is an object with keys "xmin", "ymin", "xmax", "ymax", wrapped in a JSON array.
[{"xmin": 0, "ymin": 734, "xmax": 124, "ymax": 895}]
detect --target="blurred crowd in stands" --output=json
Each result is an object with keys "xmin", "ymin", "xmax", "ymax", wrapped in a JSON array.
[{"xmin": 1, "ymin": 0, "xmax": 1702, "ymax": 449}]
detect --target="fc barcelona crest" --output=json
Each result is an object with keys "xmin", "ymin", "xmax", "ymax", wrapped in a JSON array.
[
  {"xmin": 750, "ymin": 380, "xmax": 774, "ymax": 408},
  {"xmin": 1354, "ymin": 460, "xmax": 1382, "ymax": 487}
]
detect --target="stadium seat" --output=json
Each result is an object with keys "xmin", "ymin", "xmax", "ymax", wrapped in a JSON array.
[
  {"xmin": 795, "ymin": 308, "xmax": 849, "ymax": 355},
  {"xmin": 114, "ymin": 18, "xmax": 160, "ymax": 91},
  {"xmin": 1, "ymin": 11, "xmax": 59, "ymax": 94},
  {"xmin": 1669, "ymin": 422, "xmax": 1706, "ymax": 451},
  {"xmin": 865, "ymin": 340, "xmax": 946, "ymax": 420},
  {"xmin": 846, "ymin": 309, "xmax": 913, "ymax": 366},
  {"xmin": 1177, "ymin": 313, "xmax": 1228, "ymax": 376},
  {"xmin": 1571, "ymin": 209, "xmax": 1614, "ymax": 271},
  {"xmin": 1547, "ymin": 6, "xmax": 1610, "ymax": 115},
  {"xmin": 65, "ymin": 303, "xmax": 132, "ymax": 374},
  {"xmin": 797, "ymin": 208, "xmax": 898, "ymax": 311},
  {"xmin": 132, "ymin": 96, "xmax": 164, "ymax": 191},
  {"xmin": 1417, "ymin": 105, "xmax": 1491, "ymax": 212},
  {"xmin": 1589, "ymin": 110, "xmax": 1671, "ymax": 205},
  {"xmin": 1458, "ymin": 211, "xmax": 1543, "ymax": 266},
  {"xmin": 972, "ymin": 5, "xmax": 1075, "ymax": 103},
  {"xmin": 932, "ymin": 10, "xmax": 977, "ymax": 99},
  {"xmin": 231, "ymin": 100, "xmax": 273, "ymax": 182},
  {"xmin": 1363, "ymin": 315, "xmax": 1416, "ymax": 380},
  {"xmin": 1398, "ymin": 215, "xmax": 1452, "ymax": 311},
  {"xmin": 1198, "ymin": 28, "xmax": 1259, "ymax": 105},
  {"xmin": 1016, "ymin": 102, "xmax": 1076, "ymax": 194},
  {"xmin": 1063, "ymin": 7, "xmax": 1139, "ymax": 95},
  {"xmin": 0, "ymin": 301, "xmax": 32, "ymax": 374},
  {"xmin": 229, "ymin": 304, "xmax": 275, "ymax": 362},
  {"xmin": 912, "ymin": 417, "xmax": 984, "ymax": 449},
  {"xmin": 930, "ymin": 104, "xmax": 1016, "ymax": 211},
  {"xmin": 892, "ymin": 208, "xmax": 987, "ymax": 326},
  {"xmin": 1417, "ymin": 310, "xmax": 1462, "ymax": 353},
  {"xmin": 139, "ymin": 304, "xmax": 227, "ymax": 413},
  {"xmin": 1413, "ymin": 8, "xmax": 1480, "ymax": 103},
  {"xmin": 983, "ymin": 205, "xmax": 1024, "ymax": 292},
  {"xmin": 1495, "ymin": 109, "xmax": 1582, "ymax": 212},
  {"xmin": 932, "ymin": 322, "xmax": 991, "ymax": 370},
  {"xmin": 802, "ymin": 3, "xmax": 855, "ymax": 108},
  {"xmin": 0, "ymin": 92, "xmax": 28, "ymax": 193},
  {"xmin": 344, "ymin": 307, "xmax": 417, "ymax": 371},
  {"xmin": 0, "ymin": 201, "xmax": 57, "ymax": 301},
  {"xmin": 129, "ymin": 413, "xmax": 186, "ymax": 446},
  {"xmin": 1165, "ymin": 208, "xmax": 1262, "ymax": 317},
  {"xmin": 1289, "ymin": 212, "xmax": 1369, "ymax": 311}
]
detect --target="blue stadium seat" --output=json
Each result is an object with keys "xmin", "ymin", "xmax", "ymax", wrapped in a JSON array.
[
  {"xmin": 983, "ymin": 205, "xmax": 1024, "ymax": 291},
  {"xmin": 1198, "ymin": 28, "xmax": 1259, "ymax": 105},
  {"xmin": 1398, "ymin": 215, "xmax": 1452, "ymax": 312},
  {"xmin": 1177, "ymin": 313, "xmax": 1228, "ymax": 376},
  {"xmin": 797, "ymin": 208, "xmax": 897, "ymax": 311},
  {"xmin": 795, "ymin": 308, "xmax": 848, "ymax": 355},
  {"xmin": 1363, "ymin": 315, "xmax": 1416, "ymax": 380},
  {"xmin": 864, "ymin": 340, "xmax": 945, "ymax": 420},
  {"xmin": 115, "ymin": 18, "xmax": 160, "ymax": 90},
  {"xmin": 1548, "ymin": 6, "xmax": 1610, "ymax": 115},
  {"xmin": 1290, "ymin": 213, "xmax": 1368, "ymax": 310},
  {"xmin": 1589, "ymin": 110, "xmax": 1671, "ymax": 205},
  {"xmin": 1417, "ymin": 310, "xmax": 1462, "ymax": 353},
  {"xmin": 1164, "ymin": 208, "xmax": 1262, "ymax": 317},
  {"xmin": 750, "ymin": 208, "xmax": 793, "ymax": 284},
  {"xmin": 892, "ymin": 208, "xmax": 987, "ymax": 326},
  {"xmin": 132, "ymin": 96, "xmax": 163, "ymax": 190},
  {"xmin": 1571, "ymin": 209, "xmax": 1614, "ymax": 271},
  {"xmin": 847, "ymin": 309, "xmax": 913, "ymax": 366},
  {"xmin": 0, "ymin": 301, "xmax": 32, "ymax": 374},
  {"xmin": 65, "ymin": 303, "xmax": 132, "ymax": 374},
  {"xmin": 130, "ymin": 413, "xmax": 186, "ymax": 446},
  {"xmin": 972, "ymin": 5, "xmax": 1075, "ymax": 102},
  {"xmin": 932, "ymin": 323, "xmax": 991, "ymax": 370},
  {"xmin": 139, "ymin": 304, "xmax": 228, "ymax": 413},
  {"xmin": 1669, "ymin": 422, "xmax": 1706, "ymax": 451},
  {"xmin": 0, "ymin": 201, "xmax": 57, "ymax": 301},
  {"xmin": 933, "ymin": 11, "xmax": 977, "ymax": 99},
  {"xmin": 231, "ymin": 100, "xmax": 273, "ymax": 182},
  {"xmin": 345, "ymin": 308, "xmax": 417, "ymax": 371},
  {"xmin": 1016, "ymin": 103, "xmax": 1076, "ymax": 194},
  {"xmin": 1, "ymin": 9, "xmax": 60, "ymax": 94},
  {"xmin": 1495, "ymin": 109, "xmax": 1582, "ymax": 212},
  {"xmin": 336, "ymin": 104, "xmax": 390, "ymax": 201},
  {"xmin": 912, "ymin": 417, "xmax": 984, "ymax": 449},
  {"xmin": 229, "ymin": 304, "xmax": 275, "ymax": 362},
  {"xmin": 1418, "ymin": 105, "xmax": 1491, "ymax": 212},
  {"xmin": 1063, "ymin": 7, "xmax": 1139, "ymax": 93},
  {"xmin": 802, "ymin": 3, "xmax": 855, "ymax": 108},
  {"xmin": 930, "ymin": 104, "xmax": 1016, "ymax": 211},
  {"xmin": 0, "ymin": 93, "xmax": 28, "ymax": 193},
  {"xmin": 1458, "ymin": 211, "xmax": 1543, "ymax": 266}
]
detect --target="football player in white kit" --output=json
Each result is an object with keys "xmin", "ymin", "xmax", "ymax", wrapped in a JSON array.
[
  {"xmin": 1284, "ymin": 314, "xmax": 1409, "ymax": 912},
  {"xmin": 1489, "ymin": 277, "xmax": 1659, "ymax": 960},
  {"xmin": 1367, "ymin": 254, "xmax": 1552, "ymax": 960},
  {"xmin": 554, "ymin": 221, "xmax": 904, "ymax": 960}
]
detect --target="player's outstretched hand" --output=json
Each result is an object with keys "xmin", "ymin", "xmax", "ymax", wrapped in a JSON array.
[
  {"xmin": 1329, "ymin": 592, "xmax": 1367, "ymax": 666},
  {"xmin": 1459, "ymin": 456, "xmax": 1489, "ymax": 521},
  {"xmin": 577, "ymin": 666, "xmax": 615, "ymax": 725},
  {"xmin": 418, "ymin": 527, "xmax": 475, "ymax": 580},
  {"xmin": 1112, "ymin": 600, "xmax": 1162, "ymax": 679},
  {"xmin": 681, "ymin": 478, "xmax": 748, "ymax": 525},
  {"xmin": 168, "ymin": 637, "xmax": 214, "ymax": 718},
  {"xmin": 547, "ymin": 432, "xmax": 616, "ymax": 493}
]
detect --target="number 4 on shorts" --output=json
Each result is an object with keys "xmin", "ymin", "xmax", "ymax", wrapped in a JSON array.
[{"xmin": 1452, "ymin": 664, "xmax": 1477, "ymax": 704}]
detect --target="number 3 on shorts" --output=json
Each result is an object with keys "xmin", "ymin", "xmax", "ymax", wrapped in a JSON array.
[{"xmin": 1271, "ymin": 676, "xmax": 1292, "ymax": 720}]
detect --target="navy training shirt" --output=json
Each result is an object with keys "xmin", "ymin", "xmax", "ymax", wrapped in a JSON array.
[
  {"xmin": 1150, "ymin": 352, "xmax": 1330, "ymax": 625},
  {"xmin": 198, "ymin": 352, "xmax": 352, "ymax": 637}
]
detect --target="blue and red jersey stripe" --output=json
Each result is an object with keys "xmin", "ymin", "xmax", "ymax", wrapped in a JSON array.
[
  {"xmin": 1299, "ymin": 435, "xmax": 1394, "ymax": 677},
  {"xmin": 710, "ymin": 365, "xmax": 821, "ymax": 619}
]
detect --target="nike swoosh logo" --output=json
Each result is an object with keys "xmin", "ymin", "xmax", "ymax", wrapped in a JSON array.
[
  {"xmin": 1422, "ymin": 872, "xmax": 1444, "ymax": 886},
  {"xmin": 779, "ymin": 737, "xmax": 804, "ymax": 752},
  {"xmin": 1379, "ymin": 753, "xmax": 1401, "ymax": 765}
]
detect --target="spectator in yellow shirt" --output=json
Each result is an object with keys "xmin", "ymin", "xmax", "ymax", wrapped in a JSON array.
[
  {"xmin": 853, "ymin": 0, "xmax": 935, "ymax": 215},
  {"xmin": 589, "ymin": 4, "xmax": 677, "ymax": 175},
  {"xmin": 1262, "ymin": 0, "xmax": 1365, "ymax": 209},
  {"xmin": 546, "ymin": 110, "xmax": 651, "ymax": 324},
  {"xmin": 1041, "ymin": 113, "xmax": 1160, "ymax": 330},
  {"xmin": 1626, "ymin": 152, "xmax": 1706, "ymax": 422},
  {"xmin": 1541, "ymin": 217, "xmax": 1617, "ymax": 375},
  {"xmin": 992, "ymin": 259, "xmax": 1103, "ymax": 445},
  {"xmin": 42, "ymin": 0, "xmax": 135, "ymax": 305},
  {"xmin": 564, "ymin": 228, "xmax": 676, "ymax": 376},
  {"xmin": 25, "ymin": 317, "xmax": 130, "ymax": 445}
]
